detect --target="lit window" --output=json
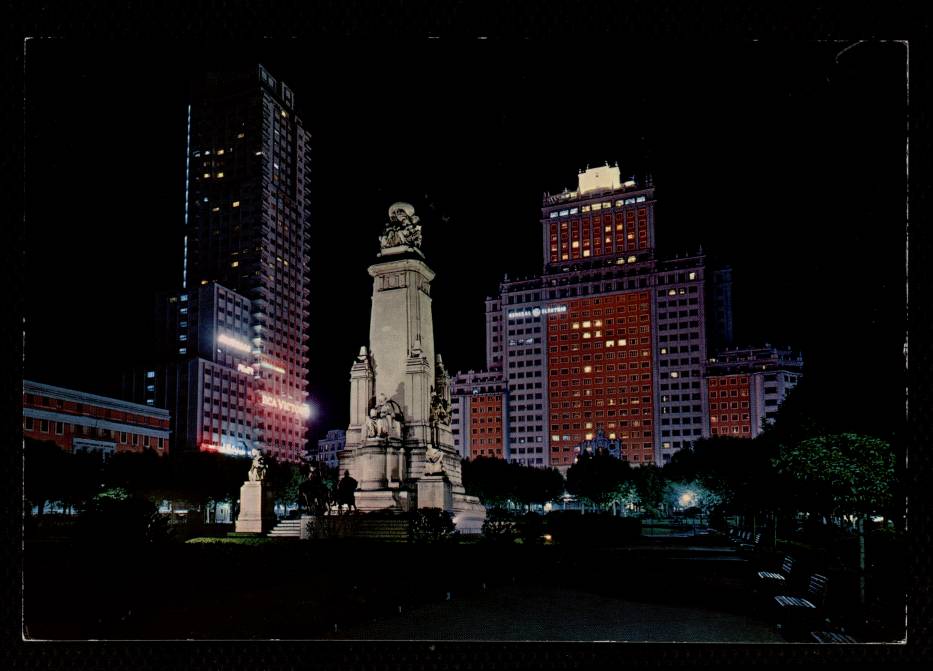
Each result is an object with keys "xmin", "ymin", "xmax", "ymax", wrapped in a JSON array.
[
  {"xmin": 216, "ymin": 149, "xmax": 224, "ymax": 155},
  {"xmin": 671, "ymin": 372, "xmax": 679, "ymax": 378},
  {"xmin": 627, "ymin": 233, "xmax": 635, "ymax": 240},
  {"xmin": 231, "ymin": 261, "xmax": 239, "ymax": 268},
  {"xmin": 627, "ymin": 255, "xmax": 636, "ymax": 262},
  {"xmin": 572, "ymin": 322, "xmax": 580, "ymax": 329},
  {"xmin": 146, "ymin": 371, "xmax": 156, "ymax": 378},
  {"xmin": 237, "ymin": 132, "xmax": 245, "ymax": 139},
  {"xmin": 211, "ymin": 207, "xmax": 220, "ymax": 212},
  {"xmin": 217, "ymin": 172, "xmax": 224, "ymax": 178},
  {"xmin": 179, "ymin": 347, "xmax": 187, "ymax": 354},
  {"xmin": 660, "ymin": 348, "xmax": 667, "ymax": 354},
  {"xmin": 592, "ymin": 203, "xmax": 602, "ymax": 211},
  {"xmin": 605, "ymin": 341, "xmax": 614, "ymax": 348},
  {"xmin": 582, "ymin": 206, "xmax": 591, "ymax": 213},
  {"xmin": 571, "ymin": 241, "xmax": 579, "ymax": 248},
  {"xmin": 569, "ymin": 208, "xmax": 578, "ymax": 214},
  {"xmin": 583, "ymin": 321, "xmax": 591, "ymax": 328},
  {"xmin": 550, "ymin": 212, "xmax": 558, "ymax": 219},
  {"xmin": 688, "ymin": 272, "xmax": 696, "ymax": 280},
  {"xmin": 582, "ymin": 250, "xmax": 590, "ymax": 257},
  {"xmin": 618, "ymin": 339, "xmax": 627, "ymax": 346},
  {"xmin": 583, "ymin": 366, "xmax": 592, "ymax": 373},
  {"xmin": 582, "ymin": 332, "xmax": 591, "ymax": 339},
  {"xmin": 232, "ymin": 201, "xmax": 240, "ymax": 208},
  {"xmin": 636, "ymin": 195, "xmax": 646, "ymax": 202},
  {"xmin": 668, "ymin": 289, "xmax": 677, "ymax": 296},
  {"xmin": 559, "ymin": 209, "xmax": 569, "ymax": 216},
  {"xmin": 203, "ymin": 173, "xmax": 210, "ymax": 178}
]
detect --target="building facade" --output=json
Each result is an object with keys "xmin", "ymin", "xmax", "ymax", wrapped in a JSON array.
[
  {"xmin": 133, "ymin": 65, "xmax": 312, "ymax": 463},
  {"xmin": 706, "ymin": 345, "xmax": 803, "ymax": 438},
  {"xmin": 461, "ymin": 163, "xmax": 768, "ymax": 470},
  {"xmin": 316, "ymin": 429, "xmax": 346, "ymax": 469},
  {"xmin": 450, "ymin": 369, "xmax": 507, "ymax": 460},
  {"xmin": 23, "ymin": 380, "xmax": 171, "ymax": 458}
]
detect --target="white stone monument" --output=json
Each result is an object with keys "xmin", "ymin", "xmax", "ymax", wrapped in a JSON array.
[
  {"xmin": 235, "ymin": 449, "xmax": 276, "ymax": 533},
  {"xmin": 338, "ymin": 203, "xmax": 486, "ymax": 533}
]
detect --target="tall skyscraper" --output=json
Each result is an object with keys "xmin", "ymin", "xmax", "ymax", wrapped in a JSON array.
[
  {"xmin": 133, "ymin": 65, "xmax": 312, "ymax": 463},
  {"xmin": 460, "ymin": 163, "xmax": 762, "ymax": 470}
]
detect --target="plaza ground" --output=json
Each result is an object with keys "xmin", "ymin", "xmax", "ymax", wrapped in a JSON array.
[
  {"xmin": 25, "ymin": 532, "xmax": 795, "ymax": 641},
  {"xmin": 328, "ymin": 582, "xmax": 781, "ymax": 642}
]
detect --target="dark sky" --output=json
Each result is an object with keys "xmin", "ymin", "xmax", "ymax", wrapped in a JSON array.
[{"xmin": 23, "ymin": 40, "xmax": 907, "ymax": 444}]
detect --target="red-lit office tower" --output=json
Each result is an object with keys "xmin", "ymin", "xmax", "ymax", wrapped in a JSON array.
[
  {"xmin": 147, "ymin": 65, "xmax": 312, "ymax": 463},
  {"xmin": 485, "ymin": 163, "xmax": 719, "ymax": 469}
]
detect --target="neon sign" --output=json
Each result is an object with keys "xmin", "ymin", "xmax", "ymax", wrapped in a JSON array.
[
  {"xmin": 218, "ymin": 333, "xmax": 251, "ymax": 353},
  {"xmin": 260, "ymin": 392, "xmax": 311, "ymax": 419},
  {"xmin": 200, "ymin": 442, "xmax": 250, "ymax": 456},
  {"xmin": 260, "ymin": 360, "xmax": 286, "ymax": 374},
  {"xmin": 507, "ymin": 305, "xmax": 567, "ymax": 320},
  {"xmin": 237, "ymin": 363, "xmax": 255, "ymax": 375}
]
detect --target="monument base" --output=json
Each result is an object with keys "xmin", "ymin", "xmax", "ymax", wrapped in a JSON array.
[
  {"xmin": 417, "ymin": 474, "xmax": 453, "ymax": 510},
  {"xmin": 354, "ymin": 489, "xmax": 413, "ymax": 514},
  {"xmin": 235, "ymin": 481, "xmax": 276, "ymax": 533},
  {"xmin": 452, "ymin": 493, "xmax": 487, "ymax": 535}
]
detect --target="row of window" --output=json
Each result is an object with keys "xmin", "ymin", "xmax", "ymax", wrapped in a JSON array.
[{"xmin": 23, "ymin": 418, "xmax": 165, "ymax": 448}]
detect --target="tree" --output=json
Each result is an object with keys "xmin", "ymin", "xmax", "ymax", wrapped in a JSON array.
[
  {"xmin": 773, "ymin": 434, "xmax": 895, "ymax": 521},
  {"xmin": 773, "ymin": 433, "xmax": 896, "ymax": 605},
  {"xmin": 565, "ymin": 451, "xmax": 633, "ymax": 510},
  {"xmin": 631, "ymin": 464, "xmax": 667, "ymax": 516},
  {"xmin": 462, "ymin": 457, "xmax": 566, "ymax": 509}
]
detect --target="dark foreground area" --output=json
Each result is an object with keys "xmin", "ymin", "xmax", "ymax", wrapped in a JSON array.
[{"xmin": 23, "ymin": 531, "xmax": 900, "ymax": 642}]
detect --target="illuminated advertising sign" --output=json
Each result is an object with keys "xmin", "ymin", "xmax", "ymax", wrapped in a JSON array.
[
  {"xmin": 260, "ymin": 360, "xmax": 286, "ymax": 374},
  {"xmin": 217, "ymin": 333, "xmax": 251, "ymax": 353},
  {"xmin": 260, "ymin": 392, "xmax": 311, "ymax": 419},
  {"xmin": 200, "ymin": 441, "xmax": 250, "ymax": 457},
  {"xmin": 237, "ymin": 363, "xmax": 255, "ymax": 375},
  {"xmin": 507, "ymin": 304, "xmax": 567, "ymax": 320}
]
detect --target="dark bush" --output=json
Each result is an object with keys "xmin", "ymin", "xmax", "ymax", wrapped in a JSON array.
[
  {"xmin": 517, "ymin": 511, "xmax": 545, "ymax": 545},
  {"xmin": 409, "ymin": 508, "xmax": 455, "ymax": 543},
  {"xmin": 545, "ymin": 511, "xmax": 641, "ymax": 547},
  {"xmin": 76, "ymin": 488, "xmax": 173, "ymax": 544},
  {"xmin": 481, "ymin": 507, "xmax": 517, "ymax": 544}
]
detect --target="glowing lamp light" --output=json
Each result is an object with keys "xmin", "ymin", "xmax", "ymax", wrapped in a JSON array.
[
  {"xmin": 217, "ymin": 333, "xmax": 251, "ymax": 353},
  {"xmin": 679, "ymin": 491, "xmax": 696, "ymax": 507},
  {"xmin": 237, "ymin": 363, "xmax": 255, "ymax": 376}
]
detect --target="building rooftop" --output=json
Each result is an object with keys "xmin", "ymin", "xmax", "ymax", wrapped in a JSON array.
[{"xmin": 543, "ymin": 163, "xmax": 647, "ymax": 206}]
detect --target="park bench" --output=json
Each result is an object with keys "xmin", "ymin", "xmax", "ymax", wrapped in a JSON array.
[
  {"xmin": 773, "ymin": 573, "xmax": 830, "ymax": 639},
  {"xmin": 757, "ymin": 554, "xmax": 794, "ymax": 587}
]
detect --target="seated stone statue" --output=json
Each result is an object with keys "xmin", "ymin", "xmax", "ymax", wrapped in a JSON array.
[{"xmin": 424, "ymin": 444, "xmax": 445, "ymax": 476}]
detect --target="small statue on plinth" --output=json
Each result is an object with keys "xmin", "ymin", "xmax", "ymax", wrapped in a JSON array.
[{"xmin": 248, "ymin": 448, "xmax": 268, "ymax": 482}]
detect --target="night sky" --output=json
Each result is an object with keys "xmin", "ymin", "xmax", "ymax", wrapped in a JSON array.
[{"xmin": 23, "ymin": 40, "xmax": 907, "ymax": 445}]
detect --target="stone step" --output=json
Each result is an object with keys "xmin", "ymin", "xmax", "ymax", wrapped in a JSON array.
[{"xmin": 268, "ymin": 519, "xmax": 304, "ymax": 538}]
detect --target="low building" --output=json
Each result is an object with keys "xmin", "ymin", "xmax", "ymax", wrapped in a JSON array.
[
  {"xmin": 316, "ymin": 429, "xmax": 345, "ymax": 469},
  {"xmin": 706, "ymin": 345, "xmax": 803, "ymax": 438},
  {"xmin": 23, "ymin": 380, "xmax": 171, "ymax": 458},
  {"xmin": 450, "ymin": 369, "xmax": 507, "ymax": 461}
]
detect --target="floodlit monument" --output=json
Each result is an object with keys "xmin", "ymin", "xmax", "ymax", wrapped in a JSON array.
[
  {"xmin": 338, "ymin": 202, "xmax": 486, "ymax": 532},
  {"xmin": 235, "ymin": 448, "xmax": 276, "ymax": 532}
]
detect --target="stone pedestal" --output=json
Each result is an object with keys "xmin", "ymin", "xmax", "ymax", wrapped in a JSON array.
[
  {"xmin": 417, "ymin": 475, "xmax": 453, "ymax": 511},
  {"xmin": 235, "ymin": 481, "xmax": 276, "ymax": 533}
]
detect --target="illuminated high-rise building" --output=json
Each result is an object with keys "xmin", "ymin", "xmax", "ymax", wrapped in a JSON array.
[
  {"xmin": 471, "ymin": 163, "xmax": 745, "ymax": 470},
  {"xmin": 134, "ymin": 65, "xmax": 311, "ymax": 463}
]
